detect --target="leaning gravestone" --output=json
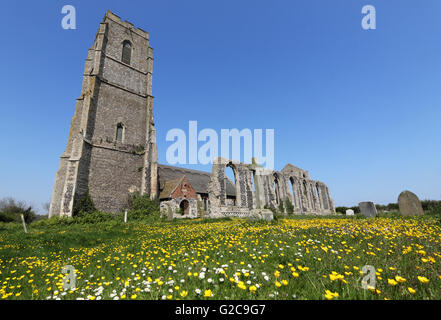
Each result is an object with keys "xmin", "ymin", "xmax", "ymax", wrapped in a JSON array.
[
  {"xmin": 345, "ymin": 209, "xmax": 354, "ymax": 216},
  {"xmin": 359, "ymin": 201, "xmax": 377, "ymax": 217},
  {"xmin": 398, "ymin": 190, "xmax": 424, "ymax": 216}
]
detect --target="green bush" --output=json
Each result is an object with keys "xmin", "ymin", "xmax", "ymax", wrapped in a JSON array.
[
  {"xmin": 264, "ymin": 205, "xmax": 277, "ymax": 215},
  {"xmin": 73, "ymin": 189, "xmax": 96, "ymax": 216},
  {"xmin": 127, "ymin": 192, "xmax": 160, "ymax": 219},
  {"xmin": 278, "ymin": 201, "xmax": 285, "ymax": 214},
  {"xmin": 0, "ymin": 211, "xmax": 17, "ymax": 223},
  {"xmin": 285, "ymin": 199, "xmax": 294, "ymax": 215},
  {"xmin": 74, "ymin": 211, "xmax": 114, "ymax": 224},
  {"xmin": 335, "ymin": 206, "xmax": 348, "ymax": 214},
  {"xmin": 0, "ymin": 197, "xmax": 36, "ymax": 223}
]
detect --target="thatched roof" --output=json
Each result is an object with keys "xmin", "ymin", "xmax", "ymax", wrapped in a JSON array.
[
  {"xmin": 158, "ymin": 164, "xmax": 236, "ymax": 196},
  {"xmin": 159, "ymin": 176, "xmax": 185, "ymax": 200}
]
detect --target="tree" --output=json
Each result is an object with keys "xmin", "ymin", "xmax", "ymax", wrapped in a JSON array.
[{"xmin": 0, "ymin": 197, "xmax": 36, "ymax": 223}]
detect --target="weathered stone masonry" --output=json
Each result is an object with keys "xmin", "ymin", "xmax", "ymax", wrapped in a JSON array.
[
  {"xmin": 207, "ymin": 158, "xmax": 334, "ymax": 218},
  {"xmin": 49, "ymin": 11, "xmax": 334, "ymax": 218},
  {"xmin": 49, "ymin": 11, "xmax": 157, "ymax": 217}
]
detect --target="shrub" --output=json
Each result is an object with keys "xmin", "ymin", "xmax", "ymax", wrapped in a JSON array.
[
  {"xmin": 335, "ymin": 206, "xmax": 349, "ymax": 214},
  {"xmin": 0, "ymin": 211, "xmax": 17, "ymax": 223},
  {"xmin": 278, "ymin": 201, "xmax": 285, "ymax": 214},
  {"xmin": 127, "ymin": 192, "xmax": 160, "ymax": 219},
  {"xmin": 0, "ymin": 197, "xmax": 36, "ymax": 223},
  {"xmin": 350, "ymin": 206, "xmax": 360, "ymax": 214},
  {"xmin": 74, "ymin": 211, "xmax": 114, "ymax": 224},
  {"xmin": 73, "ymin": 189, "xmax": 96, "ymax": 216},
  {"xmin": 285, "ymin": 199, "xmax": 294, "ymax": 215},
  {"xmin": 425, "ymin": 203, "xmax": 441, "ymax": 216},
  {"xmin": 264, "ymin": 205, "xmax": 277, "ymax": 216}
]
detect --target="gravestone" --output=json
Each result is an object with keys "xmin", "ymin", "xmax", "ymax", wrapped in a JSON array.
[
  {"xmin": 345, "ymin": 209, "xmax": 354, "ymax": 216},
  {"xmin": 248, "ymin": 209, "xmax": 274, "ymax": 222},
  {"xmin": 359, "ymin": 201, "xmax": 377, "ymax": 217},
  {"xmin": 398, "ymin": 191, "xmax": 424, "ymax": 216}
]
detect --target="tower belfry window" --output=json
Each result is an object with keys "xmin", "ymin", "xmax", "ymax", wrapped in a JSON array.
[
  {"xmin": 116, "ymin": 123, "xmax": 124, "ymax": 142},
  {"xmin": 122, "ymin": 41, "xmax": 132, "ymax": 65}
]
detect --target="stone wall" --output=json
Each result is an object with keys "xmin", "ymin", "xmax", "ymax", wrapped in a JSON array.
[
  {"xmin": 49, "ymin": 11, "xmax": 334, "ymax": 219},
  {"xmin": 49, "ymin": 11, "xmax": 158, "ymax": 217},
  {"xmin": 207, "ymin": 157, "xmax": 334, "ymax": 217},
  {"xmin": 160, "ymin": 198, "xmax": 198, "ymax": 219}
]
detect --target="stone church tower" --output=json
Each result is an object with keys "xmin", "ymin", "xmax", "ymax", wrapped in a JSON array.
[{"xmin": 49, "ymin": 11, "xmax": 158, "ymax": 217}]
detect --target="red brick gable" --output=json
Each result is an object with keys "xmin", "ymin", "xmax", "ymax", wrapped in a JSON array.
[{"xmin": 170, "ymin": 176, "xmax": 197, "ymax": 199}]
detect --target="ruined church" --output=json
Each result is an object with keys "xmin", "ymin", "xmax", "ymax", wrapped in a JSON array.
[{"xmin": 49, "ymin": 11, "xmax": 335, "ymax": 219}]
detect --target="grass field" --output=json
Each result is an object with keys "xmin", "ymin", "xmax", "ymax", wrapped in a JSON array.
[{"xmin": 0, "ymin": 215, "xmax": 440, "ymax": 300}]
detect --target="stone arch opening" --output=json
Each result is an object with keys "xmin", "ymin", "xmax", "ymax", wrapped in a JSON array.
[
  {"xmin": 122, "ymin": 40, "xmax": 132, "ymax": 65},
  {"xmin": 289, "ymin": 177, "xmax": 297, "ymax": 208},
  {"xmin": 179, "ymin": 199, "xmax": 189, "ymax": 215},
  {"xmin": 225, "ymin": 163, "xmax": 238, "ymax": 206},
  {"xmin": 273, "ymin": 174, "xmax": 281, "ymax": 205},
  {"xmin": 315, "ymin": 184, "xmax": 321, "ymax": 209},
  {"xmin": 116, "ymin": 123, "xmax": 124, "ymax": 142},
  {"xmin": 302, "ymin": 180, "xmax": 309, "ymax": 209}
]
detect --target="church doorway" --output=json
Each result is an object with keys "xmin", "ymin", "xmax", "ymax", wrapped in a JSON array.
[{"xmin": 179, "ymin": 200, "xmax": 190, "ymax": 215}]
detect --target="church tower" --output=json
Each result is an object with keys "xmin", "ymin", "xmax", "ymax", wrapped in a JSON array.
[{"xmin": 49, "ymin": 11, "xmax": 158, "ymax": 217}]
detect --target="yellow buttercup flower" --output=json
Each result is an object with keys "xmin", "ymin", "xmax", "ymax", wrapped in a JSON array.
[
  {"xmin": 324, "ymin": 290, "xmax": 339, "ymax": 300},
  {"xmin": 387, "ymin": 279, "xmax": 398, "ymax": 286}
]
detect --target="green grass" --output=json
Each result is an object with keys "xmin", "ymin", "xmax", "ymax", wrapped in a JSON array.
[{"xmin": 0, "ymin": 215, "xmax": 440, "ymax": 300}]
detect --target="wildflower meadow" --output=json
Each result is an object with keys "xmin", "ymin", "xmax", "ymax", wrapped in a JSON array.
[{"xmin": 0, "ymin": 215, "xmax": 440, "ymax": 300}]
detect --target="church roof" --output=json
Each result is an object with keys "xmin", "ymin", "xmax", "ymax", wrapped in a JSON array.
[
  {"xmin": 158, "ymin": 164, "xmax": 236, "ymax": 196},
  {"xmin": 159, "ymin": 176, "xmax": 185, "ymax": 199}
]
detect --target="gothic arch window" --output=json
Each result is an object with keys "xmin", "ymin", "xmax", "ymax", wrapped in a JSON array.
[
  {"xmin": 289, "ymin": 177, "xmax": 297, "ymax": 208},
  {"xmin": 225, "ymin": 163, "xmax": 238, "ymax": 206},
  {"xmin": 315, "ymin": 184, "xmax": 321, "ymax": 209},
  {"xmin": 122, "ymin": 40, "xmax": 132, "ymax": 65},
  {"xmin": 273, "ymin": 174, "xmax": 280, "ymax": 205},
  {"xmin": 116, "ymin": 123, "xmax": 124, "ymax": 142}
]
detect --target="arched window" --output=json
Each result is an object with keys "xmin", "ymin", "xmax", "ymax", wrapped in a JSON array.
[
  {"xmin": 225, "ymin": 164, "xmax": 237, "ymax": 206},
  {"xmin": 315, "ymin": 184, "xmax": 321, "ymax": 209},
  {"xmin": 116, "ymin": 123, "xmax": 124, "ymax": 142},
  {"xmin": 122, "ymin": 41, "xmax": 132, "ymax": 65},
  {"xmin": 289, "ymin": 177, "xmax": 297, "ymax": 208},
  {"xmin": 273, "ymin": 174, "xmax": 280, "ymax": 205}
]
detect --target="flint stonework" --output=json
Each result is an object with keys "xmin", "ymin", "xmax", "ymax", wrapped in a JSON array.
[{"xmin": 49, "ymin": 11, "xmax": 335, "ymax": 220}]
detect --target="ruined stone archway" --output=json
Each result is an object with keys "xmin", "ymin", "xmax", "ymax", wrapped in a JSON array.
[
  {"xmin": 225, "ymin": 163, "xmax": 239, "ymax": 206},
  {"xmin": 273, "ymin": 174, "xmax": 281, "ymax": 205},
  {"xmin": 315, "ymin": 183, "xmax": 322, "ymax": 211}
]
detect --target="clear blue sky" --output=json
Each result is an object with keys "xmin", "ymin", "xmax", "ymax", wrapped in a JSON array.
[{"xmin": 1, "ymin": 0, "xmax": 441, "ymax": 213}]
